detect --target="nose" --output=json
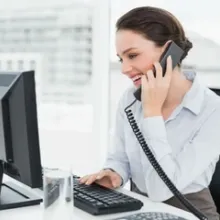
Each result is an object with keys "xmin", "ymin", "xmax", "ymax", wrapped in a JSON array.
[{"xmin": 121, "ymin": 61, "xmax": 133, "ymax": 75}]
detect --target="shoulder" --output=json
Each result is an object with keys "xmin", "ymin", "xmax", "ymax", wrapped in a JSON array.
[
  {"xmin": 202, "ymin": 87, "xmax": 220, "ymax": 124},
  {"xmin": 118, "ymin": 86, "xmax": 138, "ymax": 109}
]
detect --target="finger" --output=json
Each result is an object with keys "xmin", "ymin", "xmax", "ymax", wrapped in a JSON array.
[
  {"xmin": 85, "ymin": 174, "xmax": 99, "ymax": 185},
  {"xmin": 141, "ymin": 73, "xmax": 148, "ymax": 82},
  {"xmin": 86, "ymin": 169, "xmax": 109, "ymax": 185},
  {"xmin": 141, "ymin": 74, "xmax": 148, "ymax": 87},
  {"xmin": 146, "ymin": 70, "xmax": 155, "ymax": 87},
  {"xmin": 96, "ymin": 169, "xmax": 109, "ymax": 180},
  {"xmin": 146, "ymin": 69, "xmax": 155, "ymax": 81},
  {"xmin": 111, "ymin": 175, "xmax": 122, "ymax": 188},
  {"xmin": 165, "ymin": 56, "xmax": 172, "ymax": 80},
  {"xmin": 153, "ymin": 61, "xmax": 163, "ymax": 79},
  {"xmin": 79, "ymin": 175, "xmax": 90, "ymax": 184}
]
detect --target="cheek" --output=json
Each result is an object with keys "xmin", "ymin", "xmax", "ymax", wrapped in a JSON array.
[{"xmin": 138, "ymin": 56, "xmax": 155, "ymax": 73}]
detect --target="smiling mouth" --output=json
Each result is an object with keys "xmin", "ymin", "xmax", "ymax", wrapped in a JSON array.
[{"xmin": 132, "ymin": 75, "xmax": 142, "ymax": 82}]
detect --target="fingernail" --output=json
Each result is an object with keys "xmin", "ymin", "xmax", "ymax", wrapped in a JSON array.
[{"xmin": 96, "ymin": 175, "xmax": 101, "ymax": 179}]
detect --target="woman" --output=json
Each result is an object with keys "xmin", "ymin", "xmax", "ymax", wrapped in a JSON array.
[{"xmin": 80, "ymin": 6, "xmax": 220, "ymax": 219}]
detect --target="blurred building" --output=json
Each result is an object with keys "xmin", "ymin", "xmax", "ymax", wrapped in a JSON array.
[
  {"xmin": 0, "ymin": 52, "xmax": 47, "ymax": 103},
  {"xmin": 0, "ymin": 3, "xmax": 93, "ymax": 104}
]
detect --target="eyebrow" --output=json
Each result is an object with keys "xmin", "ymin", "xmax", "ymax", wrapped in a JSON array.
[{"xmin": 117, "ymin": 47, "xmax": 138, "ymax": 56}]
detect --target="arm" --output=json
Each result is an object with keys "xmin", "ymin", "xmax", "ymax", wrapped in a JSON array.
[
  {"xmin": 103, "ymin": 95, "xmax": 131, "ymax": 186},
  {"xmin": 140, "ymin": 109, "xmax": 220, "ymax": 201}
]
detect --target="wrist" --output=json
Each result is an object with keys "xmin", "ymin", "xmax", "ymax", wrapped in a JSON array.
[{"xmin": 144, "ymin": 108, "xmax": 162, "ymax": 118}]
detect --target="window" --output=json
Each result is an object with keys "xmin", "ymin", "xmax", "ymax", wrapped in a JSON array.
[
  {"xmin": 7, "ymin": 60, "xmax": 12, "ymax": 71},
  {"xmin": 30, "ymin": 60, "xmax": 36, "ymax": 70},
  {"xmin": 24, "ymin": 28, "xmax": 31, "ymax": 42},
  {"xmin": 18, "ymin": 60, "xmax": 24, "ymax": 71},
  {"xmin": 0, "ymin": 1, "xmax": 105, "ymax": 177}
]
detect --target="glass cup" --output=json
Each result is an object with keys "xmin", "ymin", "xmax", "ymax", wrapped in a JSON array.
[{"xmin": 42, "ymin": 167, "xmax": 73, "ymax": 220}]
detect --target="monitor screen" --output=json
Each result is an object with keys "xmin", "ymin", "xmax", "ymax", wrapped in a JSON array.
[
  {"xmin": 0, "ymin": 70, "xmax": 43, "ymax": 210},
  {"xmin": 0, "ymin": 74, "xmax": 17, "ymax": 87},
  {"xmin": 0, "ymin": 70, "xmax": 42, "ymax": 188}
]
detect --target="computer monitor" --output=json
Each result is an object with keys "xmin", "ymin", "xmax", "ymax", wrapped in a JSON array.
[{"xmin": 0, "ymin": 70, "xmax": 43, "ymax": 210}]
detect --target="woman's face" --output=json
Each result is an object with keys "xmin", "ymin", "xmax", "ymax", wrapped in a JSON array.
[{"xmin": 115, "ymin": 30, "xmax": 164, "ymax": 87}]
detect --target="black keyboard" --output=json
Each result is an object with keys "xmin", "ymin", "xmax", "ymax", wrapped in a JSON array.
[
  {"xmin": 108, "ymin": 212, "xmax": 189, "ymax": 220},
  {"xmin": 73, "ymin": 175, "xmax": 143, "ymax": 215}
]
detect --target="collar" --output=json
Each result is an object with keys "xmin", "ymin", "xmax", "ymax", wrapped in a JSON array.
[{"xmin": 181, "ymin": 71, "xmax": 204, "ymax": 115}]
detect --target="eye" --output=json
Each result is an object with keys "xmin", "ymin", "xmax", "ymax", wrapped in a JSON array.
[
  {"xmin": 128, "ymin": 54, "xmax": 137, "ymax": 59},
  {"xmin": 118, "ymin": 57, "xmax": 123, "ymax": 63}
]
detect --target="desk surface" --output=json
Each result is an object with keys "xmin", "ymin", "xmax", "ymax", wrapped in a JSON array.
[{"xmin": 0, "ymin": 176, "xmax": 199, "ymax": 220}]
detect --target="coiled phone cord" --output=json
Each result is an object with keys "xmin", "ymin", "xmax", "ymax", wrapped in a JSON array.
[{"xmin": 124, "ymin": 99, "xmax": 208, "ymax": 220}]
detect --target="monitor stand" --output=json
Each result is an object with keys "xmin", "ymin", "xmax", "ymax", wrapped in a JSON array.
[{"xmin": 0, "ymin": 161, "xmax": 43, "ymax": 210}]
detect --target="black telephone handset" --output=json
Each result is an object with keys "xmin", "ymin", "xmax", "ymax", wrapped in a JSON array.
[
  {"xmin": 125, "ymin": 42, "xmax": 208, "ymax": 220},
  {"xmin": 134, "ymin": 41, "xmax": 184, "ymax": 101}
]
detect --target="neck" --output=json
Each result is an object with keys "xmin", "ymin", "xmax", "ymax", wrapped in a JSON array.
[{"xmin": 163, "ymin": 68, "xmax": 193, "ymax": 108}]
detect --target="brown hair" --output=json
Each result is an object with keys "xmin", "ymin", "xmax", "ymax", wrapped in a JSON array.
[{"xmin": 116, "ymin": 6, "xmax": 192, "ymax": 63}]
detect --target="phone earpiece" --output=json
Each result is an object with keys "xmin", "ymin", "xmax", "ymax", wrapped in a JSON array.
[{"xmin": 133, "ymin": 87, "xmax": 141, "ymax": 101}]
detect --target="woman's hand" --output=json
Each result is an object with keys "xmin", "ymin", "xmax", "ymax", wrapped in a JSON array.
[
  {"xmin": 141, "ymin": 56, "xmax": 173, "ymax": 118},
  {"xmin": 79, "ymin": 169, "xmax": 122, "ymax": 189}
]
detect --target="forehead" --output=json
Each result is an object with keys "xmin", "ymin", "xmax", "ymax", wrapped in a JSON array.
[
  {"xmin": 116, "ymin": 30, "xmax": 145, "ymax": 46},
  {"xmin": 115, "ymin": 30, "xmax": 155, "ymax": 54}
]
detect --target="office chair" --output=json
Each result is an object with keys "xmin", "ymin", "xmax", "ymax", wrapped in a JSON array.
[
  {"xmin": 209, "ymin": 158, "xmax": 220, "ymax": 213},
  {"xmin": 210, "ymin": 88, "xmax": 220, "ymax": 96},
  {"xmin": 209, "ymin": 88, "xmax": 220, "ymax": 213}
]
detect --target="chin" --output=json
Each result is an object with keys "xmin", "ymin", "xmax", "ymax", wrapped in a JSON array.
[
  {"xmin": 133, "ymin": 80, "xmax": 142, "ymax": 88},
  {"xmin": 134, "ymin": 85, "xmax": 140, "ymax": 89}
]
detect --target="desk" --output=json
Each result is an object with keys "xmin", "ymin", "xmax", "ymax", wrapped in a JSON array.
[{"xmin": 0, "ymin": 176, "xmax": 199, "ymax": 220}]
